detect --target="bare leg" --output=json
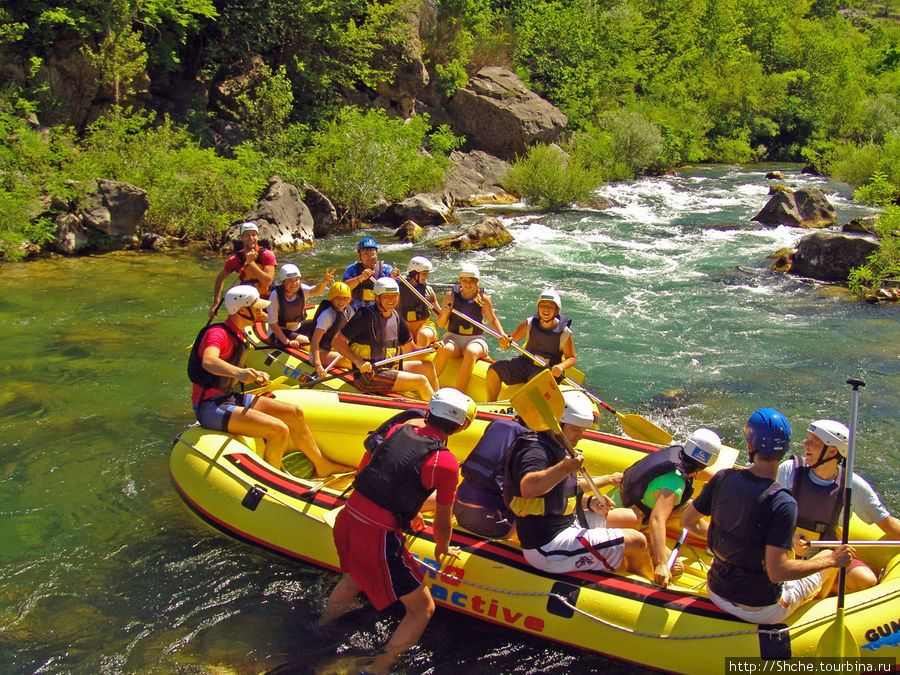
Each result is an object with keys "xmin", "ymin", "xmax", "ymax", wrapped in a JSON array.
[
  {"xmin": 321, "ymin": 573, "xmax": 362, "ymax": 625},
  {"xmin": 432, "ymin": 342, "xmax": 458, "ymax": 377},
  {"xmin": 225, "ymin": 405, "xmax": 290, "ymax": 465},
  {"xmin": 455, "ymin": 342, "xmax": 486, "ymax": 391},
  {"xmin": 367, "ymin": 584, "xmax": 435, "ymax": 674},
  {"xmin": 485, "ymin": 366, "xmax": 502, "ymax": 402},
  {"xmin": 393, "ymin": 370, "xmax": 435, "ymax": 400},
  {"xmin": 405, "ymin": 359, "xmax": 439, "ymax": 393},
  {"xmin": 621, "ymin": 529, "xmax": 654, "ymax": 581}
]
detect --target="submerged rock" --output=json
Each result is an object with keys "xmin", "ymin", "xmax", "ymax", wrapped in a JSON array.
[{"xmin": 431, "ymin": 216, "xmax": 513, "ymax": 251}]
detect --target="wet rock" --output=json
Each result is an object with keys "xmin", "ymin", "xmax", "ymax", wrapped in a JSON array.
[
  {"xmin": 842, "ymin": 216, "xmax": 878, "ymax": 235},
  {"xmin": 431, "ymin": 216, "xmax": 513, "ymax": 251},
  {"xmin": 140, "ymin": 232, "xmax": 168, "ymax": 251},
  {"xmin": 765, "ymin": 171, "xmax": 784, "ymax": 180},
  {"xmin": 394, "ymin": 220, "xmax": 424, "ymax": 243},
  {"xmin": 752, "ymin": 186, "xmax": 837, "ymax": 228},
  {"xmin": 789, "ymin": 231, "xmax": 879, "ymax": 282}
]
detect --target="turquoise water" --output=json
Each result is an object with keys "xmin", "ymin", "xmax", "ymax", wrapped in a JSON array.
[{"xmin": 0, "ymin": 164, "xmax": 896, "ymax": 672}]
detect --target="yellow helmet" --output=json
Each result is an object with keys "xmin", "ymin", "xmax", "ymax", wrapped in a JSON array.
[{"xmin": 327, "ymin": 282, "xmax": 352, "ymax": 300}]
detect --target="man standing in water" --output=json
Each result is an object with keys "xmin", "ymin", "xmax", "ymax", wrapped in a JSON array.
[
  {"xmin": 209, "ymin": 222, "xmax": 277, "ymax": 318},
  {"xmin": 188, "ymin": 285, "xmax": 352, "ymax": 476},
  {"xmin": 320, "ymin": 387, "xmax": 476, "ymax": 674},
  {"xmin": 680, "ymin": 408, "xmax": 854, "ymax": 623}
]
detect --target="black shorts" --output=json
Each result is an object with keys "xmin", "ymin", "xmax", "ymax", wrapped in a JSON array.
[{"xmin": 489, "ymin": 354, "xmax": 543, "ymax": 385}]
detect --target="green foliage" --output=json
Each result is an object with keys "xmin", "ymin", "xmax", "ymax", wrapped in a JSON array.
[
  {"xmin": 848, "ymin": 205, "xmax": 900, "ymax": 295},
  {"xmin": 234, "ymin": 63, "xmax": 294, "ymax": 149},
  {"xmin": 503, "ymin": 144, "xmax": 599, "ymax": 211},
  {"xmin": 596, "ymin": 109, "xmax": 664, "ymax": 176},
  {"xmin": 428, "ymin": 124, "xmax": 465, "ymax": 155},
  {"xmin": 301, "ymin": 107, "xmax": 449, "ymax": 220}
]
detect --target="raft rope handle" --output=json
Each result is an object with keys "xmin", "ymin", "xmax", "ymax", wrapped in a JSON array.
[{"xmin": 174, "ymin": 435, "xmax": 900, "ymax": 642}]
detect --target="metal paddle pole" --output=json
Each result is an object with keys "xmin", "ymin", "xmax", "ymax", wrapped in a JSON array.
[{"xmin": 837, "ymin": 380, "xmax": 865, "ymax": 606}]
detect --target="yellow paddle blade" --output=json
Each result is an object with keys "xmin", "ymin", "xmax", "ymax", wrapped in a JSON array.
[
  {"xmin": 246, "ymin": 375, "xmax": 289, "ymax": 395},
  {"xmin": 321, "ymin": 506, "xmax": 342, "ymax": 528},
  {"xmin": 815, "ymin": 608, "xmax": 860, "ymax": 657},
  {"xmin": 510, "ymin": 370, "xmax": 565, "ymax": 433},
  {"xmin": 566, "ymin": 367, "xmax": 586, "ymax": 385},
  {"xmin": 618, "ymin": 412, "xmax": 673, "ymax": 445}
]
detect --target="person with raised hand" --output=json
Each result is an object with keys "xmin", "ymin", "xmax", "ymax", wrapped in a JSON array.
[
  {"xmin": 320, "ymin": 388, "xmax": 476, "ymax": 674},
  {"xmin": 485, "ymin": 289, "xmax": 577, "ymax": 401},
  {"xmin": 188, "ymin": 286, "xmax": 351, "ymax": 476},
  {"xmin": 433, "ymin": 262, "xmax": 507, "ymax": 393},
  {"xmin": 343, "ymin": 237, "xmax": 399, "ymax": 310},
  {"xmin": 776, "ymin": 418, "xmax": 900, "ymax": 593},
  {"xmin": 209, "ymin": 222, "xmax": 277, "ymax": 318},
  {"xmin": 504, "ymin": 390, "xmax": 653, "ymax": 578},
  {"xmin": 299, "ymin": 281, "xmax": 355, "ymax": 379},
  {"xmin": 680, "ymin": 408, "xmax": 854, "ymax": 624},
  {"xmin": 266, "ymin": 262, "xmax": 334, "ymax": 348},
  {"xmin": 399, "ymin": 256, "xmax": 442, "ymax": 348},
  {"xmin": 332, "ymin": 277, "xmax": 439, "ymax": 399}
]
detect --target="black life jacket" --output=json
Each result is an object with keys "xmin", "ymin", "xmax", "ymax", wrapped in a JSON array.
[
  {"xmin": 353, "ymin": 423, "xmax": 446, "ymax": 528},
  {"xmin": 619, "ymin": 444, "xmax": 694, "ymax": 520},
  {"xmin": 347, "ymin": 304, "xmax": 403, "ymax": 364},
  {"xmin": 363, "ymin": 409, "xmax": 427, "ymax": 454},
  {"xmin": 297, "ymin": 299, "xmax": 351, "ymax": 350},
  {"xmin": 187, "ymin": 322, "xmax": 248, "ymax": 399},
  {"xmin": 461, "ymin": 418, "xmax": 527, "ymax": 497},
  {"xmin": 790, "ymin": 455, "xmax": 843, "ymax": 539},
  {"xmin": 447, "ymin": 285, "xmax": 484, "ymax": 335},
  {"xmin": 350, "ymin": 261, "xmax": 385, "ymax": 305},
  {"xmin": 235, "ymin": 246, "xmax": 273, "ymax": 292},
  {"xmin": 707, "ymin": 469, "xmax": 789, "ymax": 574},
  {"xmin": 274, "ymin": 283, "xmax": 306, "ymax": 328},
  {"xmin": 399, "ymin": 276, "xmax": 433, "ymax": 322},
  {"xmin": 524, "ymin": 314, "xmax": 572, "ymax": 366}
]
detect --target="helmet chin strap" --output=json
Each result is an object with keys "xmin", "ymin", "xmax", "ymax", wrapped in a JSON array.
[{"xmin": 806, "ymin": 445, "xmax": 844, "ymax": 472}]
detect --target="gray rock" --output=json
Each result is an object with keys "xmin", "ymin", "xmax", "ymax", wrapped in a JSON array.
[
  {"xmin": 382, "ymin": 193, "xmax": 455, "ymax": 226},
  {"xmin": 394, "ymin": 219, "xmax": 425, "ymax": 243},
  {"xmin": 53, "ymin": 213, "xmax": 91, "ymax": 254},
  {"xmin": 303, "ymin": 186, "xmax": 338, "ymax": 238},
  {"xmin": 234, "ymin": 177, "xmax": 315, "ymax": 249},
  {"xmin": 752, "ymin": 186, "xmax": 837, "ymax": 228},
  {"xmin": 446, "ymin": 67, "xmax": 568, "ymax": 160},
  {"xmin": 81, "ymin": 179, "xmax": 148, "ymax": 236},
  {"xmin": 140, "ymin": 232, "xmax": 169, "ymax": 251},
  {"xmin": 789, "ymin": 231, "xmax": 879, "ymax": 282},
  {"xmin": 440, "ymin": 150, "xmax": 513, "ymax": 206},
  {"xmin": 842, "ymin": 216, "xmax": 878, "ymax": 235},
  {"xmin": 431, "ymin": 216, "xmax": 513, "ymax": 251}
]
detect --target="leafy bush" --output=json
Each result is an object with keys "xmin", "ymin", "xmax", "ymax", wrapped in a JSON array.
[
  {"xmin": 301, "ymin": 107, "xmax": 449, "ymax": 221},
  {"xmin": 848, "ymin": 205, "xmax": 900, "ymax": 295},
  {"xmin": 503, "ymin": 143, "xmax": 599, "ymax": 210},
  {"xmin": 596, "ymin": 109, "xmax": 664, "ymax": 176}
]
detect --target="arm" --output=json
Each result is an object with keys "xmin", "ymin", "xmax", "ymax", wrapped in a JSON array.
[
  {"xmin": 765, "ymin": 544, "xmax": 854, "ymax": 583},
  {"xmin": 500, "ymin": 320, "xmax": 528, "ymax": 350},
  {"xmin": 437, "ymin": 291, "xmax": 453, "ymax": 329},
  {"xmin": 876, "ymin": 515, "xmax": 900, "ymax": 538},
  {"xmin": 210, "ymin": 267, "xmax": 232, "ymax": 318},
  {"xmin": 331, "ymin": 333, "xmax": 372, "ymax": 374},
  {"xmin": 481, "ymin": 295, "xmax": 507, "ymax": 338},
  {"xmin": 520, "ymin": 452, "xmax": 584, "ymax": 499},
  {"xmin": 551, "ymin": 332, "xmax": 577, "ymax": 378},
  {"xmin": 241, "ymin": 247, "xmax": 275, "ymax": 290},
  {"xmin": 648, "ymin": 491, "xmax": 680, "ymax": 587},
  {"xmin": 679, "ymin": 502, "xmax": 709, "ymax": 538},
  {"xmin": 345, "ymin": 267, "xmax": 374, "ymax": 291},
  {"xmin": 309, "ymin": 328, "xmax": 327, "ymax": 378},
  {"xmin": 308, "ymin": 268, "xmax": 335, "ymax": 298},
  {"xmin": 433, "ymin": 502, "xmax": 457, "ymax": 559},
  {"xmin": 201, "ymin": 345, "xmax": 269, "ymax": 386}
]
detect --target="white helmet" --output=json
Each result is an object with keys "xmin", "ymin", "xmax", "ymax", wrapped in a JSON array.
[
  {"xmin": 239, "ymin": 222, "xmax": 259, "ymax": 235},
  {"xmin": 224, "ymin": 285, "xmax": 270, "ymax": 314},
  {"xmin": 408, "ymin": 256, "xmax": 434, "ymax": 274},
  {"xmin": 538, "ymin": 288, "xmax": 561, "ymax": 311},
  {"xmin": 683, "ymin": 428, "xmax": 722, "ymax": 466},
  {"xmin": 373, "ymin": 277, "xmax": 400, "ymax": 295},
  {"xmin": 560, "ymin": 390, "xmax": 594, "ymax": 428},
  {"xmin": 459, "ymin": 262, "xmax": 480, "ymax": 280},
  {"xmin": 808, "ymin": 419, "xmax": 850, "ymax": 457},
  {"xmin": 429, "ymin": 387, "xmax": 477, "ymax": 429},
  {"xmin": 278, "ymin": 263, "xmax": 301, "ymax": 283}
]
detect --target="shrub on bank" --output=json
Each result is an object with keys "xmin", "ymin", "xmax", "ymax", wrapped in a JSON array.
[{"xmin": 503, "ymin": 143, "xmax": 599, "ymax": 210}]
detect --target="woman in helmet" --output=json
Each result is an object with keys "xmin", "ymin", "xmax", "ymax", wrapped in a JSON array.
[
  {"xmin": 321, "ymin": 388, "xmax": 475, "ymax": 674},
  {"xmin": 610, "ymin": 428, "xmax": 723, "ymax": 588},
  {"xmin": 776, "ymin": 418, "xmax": 900, "ymax": 593},
  {"xmin": 680, "ymin": 408, "xmax": 854, "ymax": 624},
  {"xmin": 433, "ymin": 262, "xmax": 508, "ymax": 392},
  {"xmin": 332, "ymin": 276, "xmax": 439, "ymax": 399},
  {"xmin": 399, "ymin": 256, "xmax": 441, "ymax": 347},
  {"xmin": 188, "ymin": 286, "xmax": 352, "ymax": 477},
  {"xmin": 342, "ymin": 237, "xmax": 399, "ymax": 310},
  {"xmin": 300, "ymin": 282, "xmax": 356, "ymax": 379},
  {"xmin": 266, "ymin": 263, "xmax": 335, "ymax": 348},
  {"xmin": 485, "ymin": 288, "xmax": 577, "ymax": 401},
  {"xmin": 209, "ymin": 222, "xmax": 277, "ymax": 319}
]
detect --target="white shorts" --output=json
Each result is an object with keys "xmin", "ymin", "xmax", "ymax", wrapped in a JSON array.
[
  {"xmin": 707, "ymin": 572, "xmax": 824, "ymax": 624},
  {"xmin": 443, "ymin": 332, "xmax": 489, "ymax": 354},
  {"xmin": 523, "ymin": 511, "xmax": 626, "ymax": 574}
]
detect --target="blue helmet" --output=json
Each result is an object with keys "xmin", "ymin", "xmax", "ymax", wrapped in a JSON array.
[
  {"xmin": 744, "ymin": 408, "xmax": 792, "ymax": 454},
  {"xmin": 358, "ymin": 237, "xmax": 378, "ymax": 251}
]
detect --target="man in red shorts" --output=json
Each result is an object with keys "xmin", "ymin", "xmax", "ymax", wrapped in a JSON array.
[
  {"xmin": 331, "ymin": 276, "xmax": 438, "ymax": 400},
  {"xmin": 320, "ymin": 387, "xmax": 476, "ymax": 674}
]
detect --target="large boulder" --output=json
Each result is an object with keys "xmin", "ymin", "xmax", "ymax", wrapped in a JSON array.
[
  {"xmin": 752, "ymin": 186, "xmax": 837, "ymax": 228},
  {"xmin": 231, "ymin": 177, "xmax": 314, "ymax": 249},
  {"xmin": 789, "ymin": 231, "xmax": 879, "ymax": 282},
  {"xmin": 445, "ymin": 67, "xmax": 568, "ymax": 160},
  {"xmin": 51, "ymin": 179, "xmax": 148, "ymax": 254},
  {"xmin": 382, "ymin": 193, "xmax": 455, "ymax": 226},
  {"xmin": 431, "ymin": 216, "xmax": 513, "ymax": 251},
  {"xmin": 303, "ymin": 186, "xmax": 338, "ymax": 238},
  {"xmin": 440, "ymin": 150, "xmax": 514, "ymax": 206}
]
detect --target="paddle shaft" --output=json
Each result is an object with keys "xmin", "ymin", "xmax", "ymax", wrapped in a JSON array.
[
  {"xmin": 300, "ymin": 345, "xmax": 437, "ymax": 388},
  {"xmin": 667, "ymin": 529, "xmax": 689, "ymax": 569},
  {"xmin": 809, "ymin": 540, "xmax": 900, "ymax": 548},
  {"xmin": 837, "ymin": 378, "xmax": 865, "ymax": 613}
]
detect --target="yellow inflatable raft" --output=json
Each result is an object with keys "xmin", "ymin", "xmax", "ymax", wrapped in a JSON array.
[{"xmin": 170, "ymin": 388, "xmax": 900, "ymax": 671}]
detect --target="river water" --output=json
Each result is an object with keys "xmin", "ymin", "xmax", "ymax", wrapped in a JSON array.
[{"xmin": 0, "ymin": 164, "xmax": 896, "ymax": 673}]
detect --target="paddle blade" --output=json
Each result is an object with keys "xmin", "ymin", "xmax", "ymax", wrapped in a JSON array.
[
  {"xmin": 815, "ymin": 608, "xmax": 860, "ymax": 657},
  {"xmin": 510, "ymin": 370, "xmax": 565, "ymax": 433},
  {"xmin": 618, "ymin": 412, "xmax": 673, "ymax": 445}
]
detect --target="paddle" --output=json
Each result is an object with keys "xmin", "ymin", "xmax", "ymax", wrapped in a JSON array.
[
  {"xmin": 297, "ymin": 345, "xmax": 437, "ymax": 388},
  {"xmin": 245, "ymin": 375, "xmax": 289, "ymax": 395},
  {"xmin": 808, "ymin": 540, "xmax": 900, "ymax": 548},
  {"xmin": 667, "ymin": 528, "xmax": 689, "ymax": 569},
  {"xmin": 819, "ymin": 377, "xmax": 865, "ymax": 659},
  {"xmin": 509, "ymin": 370, "xmax": 605, "ymax": 501},
  {"xmin": 403, "ymin": 275, "xmax": 672, "ymax": 445}
]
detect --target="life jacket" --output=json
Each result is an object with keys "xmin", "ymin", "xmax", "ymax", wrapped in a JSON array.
[
  {"xmin": 363, "ymin": 409, "xmax": 427, "ymax": 454},
  {"xmin": 503, "ymin": 431, "xmax": 578, "ymax": 519},
  {"xmin": 524, "ymin": 314, "xmax": 572, "ymax": 366},
  {"xmin": 619, "ymin": 444, "xmax": 694, "ymax": 520},
  {"xmin": 447, "ymin": 285, "xmax": 484, "ymax": 335},
  {"xmin": 297, "ymin": 299, "xmax": 351, "ymax": 350},
  {"xmin": 187, "ymin": 322, "xmax": 248, "ymax": 400},
  {"xmin": 274, "ymin": 283, "xmax": 306, "ymax": 329},
  {"xmin": 348, "ymin": 304, "xmax": 403, "ymax": 364},
  {"xmin": 236, "ymin": 246, "xmax": 273, "ymax": 292},
  {"xmin": 399, "ymin": 276, "xmax": 433, "ymax": 322},
  {"xmin": 460, "ymin": 418, "xmax": 527, "ymax": 497},
  {"xmin": 353, "ymin": 423, "xmax": 446, "ymax": 528},
  {"xmin": 350, "ymin": 261, "xmax": 385, "ymax": 304},
  {"xmin": 790, "ymin": 456, "xmax": 844, "ymax": 540}
]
